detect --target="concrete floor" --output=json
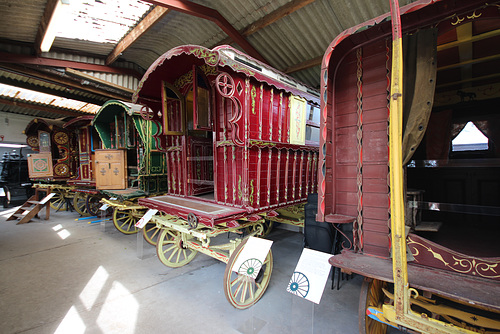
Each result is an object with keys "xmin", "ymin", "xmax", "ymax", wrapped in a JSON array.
[{"xmin": 0, "ymin": 203, "xmax": 402, "ymax": 334}]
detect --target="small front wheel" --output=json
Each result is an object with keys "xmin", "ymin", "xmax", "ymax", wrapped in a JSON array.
[
  {"xmin": 156, "ymin": 228, "xmax": 197, "ymax": 267},
  {"xmin": 112, "ymin": 207, "xmax": 143, "ymax": 234}
]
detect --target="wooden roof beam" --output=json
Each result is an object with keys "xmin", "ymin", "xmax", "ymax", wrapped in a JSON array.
[
  {"xmin": 0, "ymin": 64, "xmax": 131, "ymax": 102},
  {"xmin": 143, "ymin": 0, "xmax": 268, "ymax": 64},
  {"xmin": 106, "ymin": 6, "xmax": 171, "ymax": 65},
  {"xmin": 0, "ymin": 52, "xmax": 141, "ymax": 78},
  {"xmin": 282, "ymin": 55, "xmax": 322, "ymax": 75},
  {"xmin": 0, "ymin": 97, "xmax": 84, "ymax": 117},
  {"xmin": 34, "ymin": 0, "xmax": 59, "ymax": 56}
]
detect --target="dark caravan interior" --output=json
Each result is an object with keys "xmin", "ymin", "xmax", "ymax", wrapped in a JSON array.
[{"xmin": 406, "ymin": 13, "xmax": 500, "ymax": 259}]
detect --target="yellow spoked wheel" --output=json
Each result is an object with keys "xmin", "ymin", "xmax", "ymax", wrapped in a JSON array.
[
  {"xmin": 112, "ymin": 207, "xmax": 143, "ymax": 234},
  {"xmin": 156, "ymin": 228, "xmax": 197, "ymax": 268},
  {"xmin": 359, "ymin": 278, "xmax": 388, "ymax": 334},
  {"xmin": 223, "ymin": 238, "xmax": 273, "ymax": 309},
  {"xmin": 143, "ymin": 222, "xmax": 162, "ymax": 246},
  {"xmin": 73, "ymin": 192, "xmax": 89, "ymax": 216},
  {"xmin": 50, "ymin": 189, "xmax": 68, "ymax": 211}
]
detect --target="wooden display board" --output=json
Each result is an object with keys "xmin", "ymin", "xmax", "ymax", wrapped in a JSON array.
[
  {"xmin": 95, "ymin": 149, "xmax": 127, "ymax": 190},
  {"xmin": 27, "ymin": 153, "xmax": 53, "ymax": 178}
]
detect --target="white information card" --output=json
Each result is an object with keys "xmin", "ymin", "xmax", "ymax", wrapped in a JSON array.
[
  {"xmin": 231, "ymin": 236, "xmax": 273, "ymax": 279},
  {"xmin": 287, "ymin": 248, "xmax": 332, "ymax": 304},
  {"xmin": 135, "ymin": 209, "xmax": 158, "ymax": 228}
]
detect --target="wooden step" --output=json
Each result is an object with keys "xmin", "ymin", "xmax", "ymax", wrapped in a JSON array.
[{"xmin": 26, "ymin": 201, "xmax": 40, "ymax": 205}]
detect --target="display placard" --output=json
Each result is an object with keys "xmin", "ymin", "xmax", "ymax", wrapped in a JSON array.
[
  {"xmin": 135, "ymin": 209, "xmax": 158, "ymax": 228},
  {"xmin": 231, "ymin": 236, "xmax": 273, "ymax": 279},
  {"xmin": 287, "ymin": 248, "xmax": 332, "ymax": 304}
]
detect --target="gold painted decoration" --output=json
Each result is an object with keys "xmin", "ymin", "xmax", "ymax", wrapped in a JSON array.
[
  {"xmin": 408, "ymin": 234, "xmax": 500, "ymax": 280},
  {"xmin": 174, "ymin": 71, "xmax": 193, "ymax": 90},
  {"xmin": 289, "ymin": 96, "xmax": 306, "ymax": 145},
  {"xmin": 189, "ymin": 48, "xmax": 219, "ymax": 66},
  {"xmin": 251, "ymin": 86, "xmax": 257, "ymax": 114}
]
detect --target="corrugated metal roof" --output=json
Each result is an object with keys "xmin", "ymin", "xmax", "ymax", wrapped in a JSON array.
[
  {"xmin": 122, "ymin": 0, "xmax": 420, "ymax": 89},
  {"xmin": 0, "ymin": 0, "xmax": 422, "ymax": 107},
  {"xmin": 0, "ymin": 83, "xmax": 100, "ymax": 114}
]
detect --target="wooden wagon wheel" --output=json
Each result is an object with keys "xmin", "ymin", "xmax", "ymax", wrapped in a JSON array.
[
  {"xmin": 86, "ymin": 193, "xmax": 107, "ymax": 217},
  {"xmin": 156, "ymin": 228, "xmax": 197, "ymax": 268},
  {"xmin": 112, "ymin": 207, "xmax": 144, "ymax": 235},
  {"xmin": 223, "ymin": 238, "xmax": 273, "ymax": 309},
  {"xmin": 142, "ymin": 222, "xmax": 161, "ymax": 246},
  {"xmin": 50, "ymin": 189, "xmax": 68, "ymax": 211},
  {"xmin": 73, "ymin": 192, "xmax": 89, "ymax": 216},
  {"xmin": 359, "ymin": 278, "xmax": 388, "ymax": 334}
]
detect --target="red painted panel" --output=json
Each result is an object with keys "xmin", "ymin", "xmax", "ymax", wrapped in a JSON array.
[
  {"xmin": 336, "ymin": 177, "xmax": 357, "ymax": 193},
  {"xmin": 363, "ymin": 192, "xmax": 389, "ymax": 208},
  {"xmin": 363, "ymin": 206, "xmax": 389, "ymax": 221},
  {"xmin": 364, "ymin": 108, "xmax": 389, "ymax": 124},
  {"xmin": 364, "ymin": 230, "xmax": 390, "ymax": 250},
  {"xmin": 363, "ymin": 177, "xmax": 389, "ymax": 194},
  {"xmin": 363, "ymin": 244, "xmax": 390, "ymax": 258},
  {"xmin": 336, "ymin": 164, "xmax": 357, "ymax": 179},
  {"xmin": 336, "ymin": 204, "xmax": 357, "ymax": 217},
  {"xmin": 336, "ymin": 191, "xmax": 357, "ymax": 206},
  {"xmin": 363, "ymin": 218, "xmax": 390, "ymax": 233}
]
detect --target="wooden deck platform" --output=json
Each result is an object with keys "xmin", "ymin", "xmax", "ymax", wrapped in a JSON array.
[
  {"xmin": 138, "ymin": 195, "xmax": 248, "ymax": 226},
  {"xmin": 330, "ymin": 250, "xmax": 500, "ymax": 312}
]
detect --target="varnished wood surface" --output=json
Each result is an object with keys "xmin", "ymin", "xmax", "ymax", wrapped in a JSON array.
[{"xmin": 329, "ymin": 250, "xmax": 500, "ymax": 311}]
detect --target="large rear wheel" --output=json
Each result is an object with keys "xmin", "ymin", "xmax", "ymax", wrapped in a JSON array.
[
  {"xmin": 223, "ymin": 238, "xmax": 273, "ymax": 309},
  {"xmin": 73, "ymin": 192, "xmax": 89, "ymax": 216},
  {"xmin": 50, "ymin": 189, "xmax": 67, "ymax": 211},
  {"xmin": 359, "ymin": 278, "xmax": 388, "ymax": 334}
]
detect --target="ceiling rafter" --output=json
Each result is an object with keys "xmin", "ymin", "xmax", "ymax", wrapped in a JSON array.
[
  {"xmin": 106, "ymin": 6, "xmax": 171, "ymax": 65},
  {"xmin": 0, "ymin": 97, "xmax": 85, "ymax": 117},
  {"xmin": 0, "ymin": 64, "xmax": 130, "ymax": 102},
  {"xmin": 143, "ymin": 0, "xmax": 268, "ymax": 64},
  {"xmin": 34, "ymin": 0, "xmax": 59, "ymax": 56},
  {"xmin": 0, "ymin": 52, "xmax": 142, "ymax": 78}
]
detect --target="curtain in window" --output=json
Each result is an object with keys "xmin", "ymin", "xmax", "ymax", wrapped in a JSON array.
[{"xmin": 402, "ymin": 28, "xmax": 438, "ymax": 165}]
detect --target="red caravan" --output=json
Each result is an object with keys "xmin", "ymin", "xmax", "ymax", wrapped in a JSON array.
[{"xmin": 133, "ymin": 45, "xmax": 320, "ymax": 227}]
